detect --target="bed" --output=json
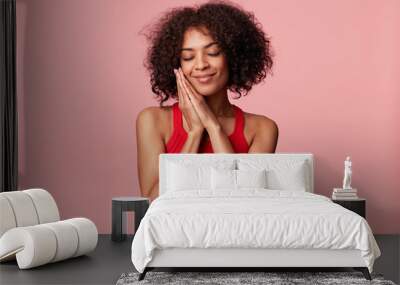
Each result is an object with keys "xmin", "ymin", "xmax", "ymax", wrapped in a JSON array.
[{"xmin": 131, "ymin": 153, "xmax": 381, "ymax": 281}]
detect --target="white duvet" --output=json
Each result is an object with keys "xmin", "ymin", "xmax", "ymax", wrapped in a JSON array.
[{"xmin": 131, "ymin": 189, "xmax": 380, "ymax": 273}]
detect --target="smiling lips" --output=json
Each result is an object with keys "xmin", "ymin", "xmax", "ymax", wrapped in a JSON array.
[{"xmin": 194, "ymin": 73, "xmax": 216, "ymax": 84}]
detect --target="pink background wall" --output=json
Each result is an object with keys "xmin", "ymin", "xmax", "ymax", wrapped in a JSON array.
[{"xmin": 16, "ymin": 0, "xmax": 400, "ymax": 234}]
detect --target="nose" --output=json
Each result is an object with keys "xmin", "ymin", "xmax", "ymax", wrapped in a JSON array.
[{"xmin": 194, "ymin": 54, "xmax": 209, "ymax": 70}]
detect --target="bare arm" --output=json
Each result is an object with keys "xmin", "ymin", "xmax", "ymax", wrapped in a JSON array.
[
  {"xmin": 136, "ymin": 107, "xmax": 204, "ymax": 202},
  {"xmin": 136, "ymin": 107, "xmax": 164, "ymax": 202},
  {"xmin": 207, "ymin": 124, "xmax": 235, "ymax": 153},
  {"xmin": 248, "ymin": 117, "xmax": 279, "ymax": 153}
]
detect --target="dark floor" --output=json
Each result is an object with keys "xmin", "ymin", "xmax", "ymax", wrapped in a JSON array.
[{"xmin": 0, "ymin": 234, "xmax": 399, "ymax": 285}]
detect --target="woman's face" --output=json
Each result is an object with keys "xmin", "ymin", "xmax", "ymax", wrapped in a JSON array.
[{"xmin": 179, "ymin": 26, "xmax": 229, "ymax": 96}]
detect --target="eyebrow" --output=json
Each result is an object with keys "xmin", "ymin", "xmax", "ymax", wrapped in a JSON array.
[{"xmin": 180, "ymin": 42, "xmax": 218, "ymax": 51}]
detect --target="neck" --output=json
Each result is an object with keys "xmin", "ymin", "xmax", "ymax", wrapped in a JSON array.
[{"xmin": 204, "ymin": 88, "xmax": 233, "ymax": 117}]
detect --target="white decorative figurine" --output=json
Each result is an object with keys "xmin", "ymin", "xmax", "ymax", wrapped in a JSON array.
[{"xmin": 342, "ymin": 156, "xmax": 352, "ymax": 189}]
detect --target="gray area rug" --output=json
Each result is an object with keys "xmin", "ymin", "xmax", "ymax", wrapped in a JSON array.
[{"xmin": 116, "ymin": 271, "xmax": 396, "ymax": 285}]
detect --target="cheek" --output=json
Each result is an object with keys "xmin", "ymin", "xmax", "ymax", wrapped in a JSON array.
[
  {"xmin": 181, "ymin": 67, "xmax": 192, "ymax": 79},
  {"xmin": 215, "ymin": 58, "xmax": 229, "ymax": 77},
  {"xmin": 217, "ymin": 64, "xmax": 229, "ymax": 85},
  {"xmin": 180, "ymin": 60, "xmax": 191, "ymax": 71}
]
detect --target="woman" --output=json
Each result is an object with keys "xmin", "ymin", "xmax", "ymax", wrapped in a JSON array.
[{"xmin": 136, "ymin": 1, "xmax": 278, "ymax": 201}]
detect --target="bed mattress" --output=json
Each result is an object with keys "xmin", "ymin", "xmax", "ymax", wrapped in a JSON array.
[{"xmin": 131, "ymin": 189, "xmax": 380, "ymax": 273}]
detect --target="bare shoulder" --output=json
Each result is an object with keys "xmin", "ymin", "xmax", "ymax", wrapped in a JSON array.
[
  {"xmin": 136, "ymin": 105, "xmax": 168, "ymax": 121},
  {"xmin": 242, "ymin": 111, "xmax": 279, "ymax": 152},
  {"xmin": 136, "ymin": 105, "xmax": 173, "ymax": 137},
  {"xmin": 243, "ymin": 111, "xmax": 278, "ymax": 136}
]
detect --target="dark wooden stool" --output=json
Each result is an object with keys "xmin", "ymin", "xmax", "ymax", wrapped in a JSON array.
[{"xmin": 111, "ymin": 197, "xmax": 149, "ymax": 242}]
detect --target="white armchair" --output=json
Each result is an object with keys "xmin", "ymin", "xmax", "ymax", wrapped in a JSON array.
[{"xmin": 0, "ymin": 188, "xmax": 98, "ymax": 269}]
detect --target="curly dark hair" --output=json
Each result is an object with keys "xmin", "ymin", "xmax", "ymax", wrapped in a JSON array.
[{"xmin": 140, "ymin": 0, "xmax": 274, "ymax": 106}]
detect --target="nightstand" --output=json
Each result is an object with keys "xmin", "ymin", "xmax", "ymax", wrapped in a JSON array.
[
  {"xmin": 111, "ymin": 197, "xmax": 150, "ymax": 242},
  {"xmin": 332, "ymin": 198, "xmax": 366, "ymax": 218}
]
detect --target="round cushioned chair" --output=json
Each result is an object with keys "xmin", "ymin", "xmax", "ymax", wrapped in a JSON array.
[{"xmin": 0, "ymin": 188, "xmax": 98, "ymax": 269}]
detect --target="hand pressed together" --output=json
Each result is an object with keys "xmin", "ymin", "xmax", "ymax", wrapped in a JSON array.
[{"xmin": 174, "ymin": 68, "xmax": 219, "ymax": 133}]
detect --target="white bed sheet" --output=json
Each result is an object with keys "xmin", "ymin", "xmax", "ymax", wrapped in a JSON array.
[{"xmin": 131, "ymin": 189, "xmax": 380, "ymax": 273}]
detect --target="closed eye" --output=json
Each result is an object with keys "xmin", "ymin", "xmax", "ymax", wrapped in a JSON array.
[{"xmin": 182, "ymin": 51, "xmax": 221, "ymax": 61}]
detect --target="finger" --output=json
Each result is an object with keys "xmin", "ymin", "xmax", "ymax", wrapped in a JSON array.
[
  {"xmin": 179, "ymin": 69, "xmax": 210, "ymax": 121},
  {"xmin": 178, "ymin": 68, "xmax": 195, "ymax": 104},
  {"xmin": 179, "ymin": 69, "xmax": 201, "ymax": 100},
  {"xmin": 177, "ymin": 69, "xmax": 193, "ymax": 106},
  {"xmin": 174, "ymin": 69, "xmax": 185, "ymax": 105},
  {"xmin": 175, "ymin": 69, "xmax": 193, "ymax": 129},
  {"xmin": 178, "ymin": 71, "xmax": 207, "ymax": 128},
  {"xmin": 185, "ymin": 79, "xmax": 202, "ymax": 101}
]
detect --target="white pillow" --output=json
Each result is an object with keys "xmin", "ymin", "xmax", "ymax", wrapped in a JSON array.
[
  {"xmin": 211, "ymin": 168, "xmax": 236, "ymax": 190},
  {"xmin": 167, "ymin": 160, "xmax": 235, "ymax": 191},
  {"xmin": 266, "ymin": 163, "xmax": 307, "ymax": 191},
  {"xmin": 211, "ymin": 168, "xmax": 267, "ymax": 190},
  {"xmin": 238, "ymin": 159, "xmax": 309, "ymax": 191},
  {"xmin": 236, "ymin": 169, "xmax": 267, "ymax": 188}
]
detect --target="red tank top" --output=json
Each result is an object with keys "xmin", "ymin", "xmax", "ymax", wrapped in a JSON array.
[{"xmin": 165, "ymin": 102, "xmax": 249, "ymax": 153}]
